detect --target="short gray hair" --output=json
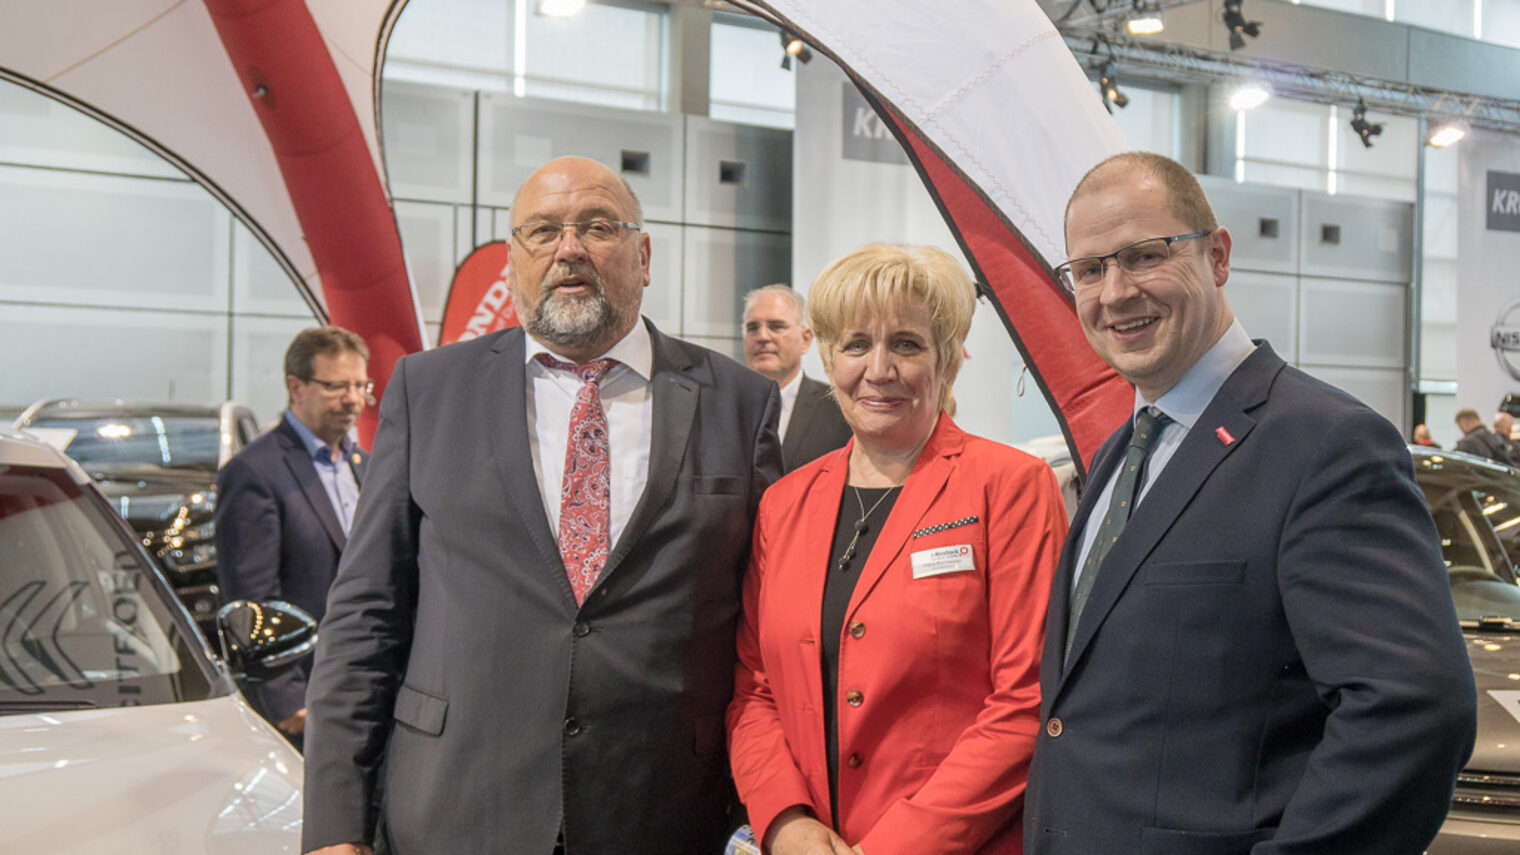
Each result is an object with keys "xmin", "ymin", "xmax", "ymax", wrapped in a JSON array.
[{"xmin": 742, "ymin": 283, "xmax": 807, "ymax": 328}]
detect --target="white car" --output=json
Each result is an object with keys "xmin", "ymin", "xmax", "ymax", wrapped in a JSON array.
[{"xmin": 0, "ymin": 428, "xmax": 308, "ymax": 853}]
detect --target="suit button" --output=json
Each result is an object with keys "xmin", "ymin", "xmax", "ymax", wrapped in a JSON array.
[
  {"xmin": 1045, "ymin": 717, "xmax": 1063, "ymax": 738},
  {"xmin": 845, "ymin": 690, "xmax": 863, "ymax": 707},
  {"xmin": 573, "ymin": 621, "xmax": 591, "ymax": 637},
  {"xmin": 564, "ymin": 717, "xmax": 582, "ymax": 737},
  {"xmin": 846, "ymin": 753, "xmax": 861, "ymax": 769},
  {"xmin": 848, "ymin": 621, "xmax": 866, "ymax": 639}
]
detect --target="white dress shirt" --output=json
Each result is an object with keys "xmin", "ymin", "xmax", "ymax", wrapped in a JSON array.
[
  {"xmin": 524, "ymin": 321, "xmax": 654, "ymax": 551},
  {"xmin": 1072, "ymin": 320, "xmax": 1257, "ymax": 591},
  {"xmin": 776, "ymin": 371, "xmax": 802, "ymax": 440}
]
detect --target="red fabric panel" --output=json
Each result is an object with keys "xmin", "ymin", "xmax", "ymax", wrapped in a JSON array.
[
  {"xmin": 202, "ymin": 0, "xmax": 422, "ymax": 448},
  {"xmin": 890, "ymin": 115, "xmax": 1131, "ymax": 473}
]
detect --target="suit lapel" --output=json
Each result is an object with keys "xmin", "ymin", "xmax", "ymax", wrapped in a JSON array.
[
  {"xmin": 486, "ymin": 329, "xmax": 567, "ymax": 587},
  {"xmin": 844, "ymin": 417, "xmax": 963, "ymax": 619},
  {"xmin": 1057, "ymin": 345, "xmax": 1283, "ymax": 685},
  {"xmin": 277, "ymin": 420, "xmax": 347, "ymax": 552},
  {"xmin": 1043, "ymin": 430, "xmax": 1127, "ymax": 682},
  {"xmin": 601, "ymin": 323, "xmax": 697, "ymax": 585}
]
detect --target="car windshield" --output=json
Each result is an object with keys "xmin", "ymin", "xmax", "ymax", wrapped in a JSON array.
[
  {"xmin": 0, "ymin": 463, "xmax": 215, "ymax": 713},
  {"xmin": 28, "ymin": 415, "xmax": 220, "ymax": 471},
  {"xmin": 1417, "ymin": 454, "xmax": 1520, "ymax": 622}
]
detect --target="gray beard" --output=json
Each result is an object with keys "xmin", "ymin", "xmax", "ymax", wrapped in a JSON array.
[{"xmin": 521, "ymin": 266, "xmax": 627, "ymax": 350}]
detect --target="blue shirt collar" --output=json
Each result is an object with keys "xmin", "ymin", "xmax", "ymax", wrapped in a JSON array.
[
  {"xmin": 1133, "ymin": 319, "xmax": 1256, "ymax": 431},
  {"xmin": 285, "ymin": 409, "xmax": 357, "ymax": 463}
]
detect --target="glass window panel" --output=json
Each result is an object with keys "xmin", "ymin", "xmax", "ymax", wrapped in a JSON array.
[
  {"xmin": 710, "ymin": 15, "xmax": 796, "ymax": 130},
  {"xmin": 1334, "ymin": 112, "xmax": 1417, "ymax": 180},
  {"xmin": 1335, "ymin": 173, "xmax": 1416, "ymax": 202},
  {"xmin": 1241, "ymin": 160, "xmax": 1324, "ymax": 192},
  {"xmin": 1101, "ymin": 84, "xmax": 1179, "ymax": 158},
  {"xmin": 385, "ymin": 0, "xmax": 512, "ymax": 80},
  {"xmin": 1242, "ymin": 100, "xmax": 1329, "ymax": 167},
  {"xmin": 1396, "ymin": 0, "xmax": 1477, "ymax": 37},
  {"xmin": 1485, "ymin": 0, "xmax": 1520, "ymax": 47},
  {"xmin": 1294, "ymin": 0, "xmax": 1388, "ymax": 15},
  {"xmin": 522, "ymin": 2, "xmax": 665, "ymax": 111}
]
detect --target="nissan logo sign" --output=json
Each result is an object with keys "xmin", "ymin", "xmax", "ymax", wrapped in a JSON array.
[{"xmin": 1491, "ymin": 300, "xmax": 1520, "ymax": 381}]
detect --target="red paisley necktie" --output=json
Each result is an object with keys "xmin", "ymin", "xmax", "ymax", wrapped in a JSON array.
[{"xmin": 537, "ymin": 354, "xmax": 618, "ymax": 604}]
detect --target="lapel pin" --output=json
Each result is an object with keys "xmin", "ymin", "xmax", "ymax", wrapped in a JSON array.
[
  {"xmin": 351, "ymin": 452, "xmax": 363, "ymax": 465},
  {"xmin": 1215, "ymin": 426, "xmax": 1235, "ymax": 446}
]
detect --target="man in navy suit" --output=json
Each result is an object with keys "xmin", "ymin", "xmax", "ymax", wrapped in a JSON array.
[
  {"xmin": 215, "ymin": 325, "xmax": 371, "ymax": 745},
  {"xmin": 1024, "ymin": 152, "xmax": 1475, "ymax": 854},
  {"xmin": 742, "ymin": 284, "xmax": 851, "ymax": 472}
]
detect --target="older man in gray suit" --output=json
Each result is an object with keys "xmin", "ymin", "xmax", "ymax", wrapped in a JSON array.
[{"xmin": 302, "ymin": 156, "xmax": 782, "ymax": 855}]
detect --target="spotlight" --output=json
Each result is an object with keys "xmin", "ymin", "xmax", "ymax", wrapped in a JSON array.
[
  {"xmin": 1349, "ymin": 99, "xmax": 1383, "ymax": 149},
  {"xmin": 779, "ymin": 29, "xmax": 812, "ymax": 70},
  {"xmin": 1228, "ymin": 83, "xmax": 1271, "ymax": 111},
  {"xmin": 1126, "ymin": 0, "xmax": 1165, "ymax": 35},
  {"xmin": 1098, "ymin": 61, "xmax": 1129, "ymax": 112},
  {"xmin": 1428, "ymin": 122, "xmax": 1468, "ymax": 148},
  {"xmin": 1222, "ymin": 0, "xmax": 1262, "ymax": 51}
]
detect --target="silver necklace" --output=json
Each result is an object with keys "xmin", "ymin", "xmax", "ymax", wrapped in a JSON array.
[{"xmin": 835, "ymin": 485, "xmax": 900, "ymax": 572}]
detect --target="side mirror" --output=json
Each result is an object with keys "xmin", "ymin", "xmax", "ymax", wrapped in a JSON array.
[{"xmin": 216, "ymin": 599, "xmax": 317, "ymax": 677}]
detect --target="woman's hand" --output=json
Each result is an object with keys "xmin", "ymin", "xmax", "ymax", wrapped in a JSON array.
[{"xmin": 765, "ymin": 807, "xmax": 855, "ymax": 855}]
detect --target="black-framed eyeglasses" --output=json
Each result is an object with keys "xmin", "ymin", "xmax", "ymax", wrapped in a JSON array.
[
  {"xmin": 1054, "ymin": 230, "xmax": 1213, "ymax": 294},
  {"xmin": 304, "ymin": 378, "xmax": 374, "ymax": 397},
  {"xmin": 509, "ymin": 219, "xmax": 642, "ymax": 252}
]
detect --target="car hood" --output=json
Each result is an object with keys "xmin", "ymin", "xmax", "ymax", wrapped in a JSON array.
[
  {"xmin": 1467, "ymin": 631, "xmax": 1520, "ymax": 772},
  {"xmin": 0, "ymin": 695, "xmax": 303, "ymax": 853},
  {"xmin": 90, "ymin": 466, "xmax": 215, "ymax": 527}
]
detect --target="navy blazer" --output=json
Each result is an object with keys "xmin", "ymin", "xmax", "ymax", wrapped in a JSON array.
[
  {"xmin": 214, "ymin": 414, "xmax": 367, "ymax": 722},
  {"xmin": 1025, "ymin": 342, "xmax": 1475, "ymax": 855},
  {"xmin": 301, "ymin": 321, "xmax": 783, "ymax": 854}
]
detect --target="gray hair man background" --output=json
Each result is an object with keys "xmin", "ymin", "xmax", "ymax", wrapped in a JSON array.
[{"xmin": 742, "ymin": 283, "xmax": 851, "ymax": 472}]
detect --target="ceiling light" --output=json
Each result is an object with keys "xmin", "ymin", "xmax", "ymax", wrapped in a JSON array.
[
  {"xmin": 1428, "ymin": 122, "xmax": 1468, "ymax": 147},
  {"xmin": 1126, "ymin": 1, "xmax": 1165, "ymax": 35},
  {"xmin": 1229, "ymin": 83, "xmax": 1271, "ymax": 111},
  {"xmin": 779, "ymin": 29, "xmax": 812, "ymax": 70},
  {"xmin": 1222, "ymin": 0, "xmax": 1263, "ymax": 50},
  {"xmin": 537, "ymin": 0, "xmax": 585, "ymax": 17},
  {"xmin": 1099, "ymin": 61, "xmax": 1130, "ymax": 112},
  {"xmin": 1349, "ymin": 99, "xmax": 1383, "ymax": 149}
]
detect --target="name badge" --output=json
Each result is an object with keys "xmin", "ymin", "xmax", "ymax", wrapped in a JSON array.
[{"xmin": 911, "ymin": 544, "xmax": 975, "ymax": 579}]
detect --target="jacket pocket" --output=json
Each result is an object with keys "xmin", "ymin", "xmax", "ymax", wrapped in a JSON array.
[
  {"xmin": 1143, "ymin": 559, "xmax": 1245, "ymax": 585},
  {"xmin": 1139, "ymin": 825, "xmax": 1275, "ymax": 855},
  {"xmin": 393, "ymin": 684, "xmax": 448, "ymax": 736}
]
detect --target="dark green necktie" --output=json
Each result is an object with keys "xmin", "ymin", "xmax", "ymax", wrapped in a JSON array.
[{"xmin": 1066, "ymin": 406, "xmax": 1172, "ymax": 659}]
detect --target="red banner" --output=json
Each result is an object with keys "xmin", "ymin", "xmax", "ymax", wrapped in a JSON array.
[{"xmin": 440, "ymin": 241, "xmax": 519, "ymax": 346}]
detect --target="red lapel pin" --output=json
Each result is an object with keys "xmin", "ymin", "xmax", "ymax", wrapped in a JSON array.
[{"xmin": 1215, "ymin": 426, "xmax": 1235, "ymax": 445}]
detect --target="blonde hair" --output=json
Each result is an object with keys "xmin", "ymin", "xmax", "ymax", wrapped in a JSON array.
[{"xmin": 807, "ymin": 243, "xmax": 976, "ymax": 415}]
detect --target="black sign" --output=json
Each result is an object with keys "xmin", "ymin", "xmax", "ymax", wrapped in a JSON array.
[
  {"xmin": 841, "ymin": 83, "xmax": 908, "ymax": 165},
  {"xmin": 1490, "ymin": 170, "xmax": 1520, "ymax": 232}
]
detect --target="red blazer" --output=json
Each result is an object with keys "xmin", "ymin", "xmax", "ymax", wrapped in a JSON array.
[{"xmin": 728, "ymin": 416, "xmax": 1066, "ymax": 855}]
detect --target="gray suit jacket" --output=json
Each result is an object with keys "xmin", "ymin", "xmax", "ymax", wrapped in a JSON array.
[
  {"xmin": 1025, "ymin": 342, "xmax": 1475, "ymax": 855},
  {"xmin": 302, "ymin": 321, "xmax": 783, "ymax": 854},
  {"xmin": 781, "ymin": 374, "xmax": 852, "ymax": 473}
]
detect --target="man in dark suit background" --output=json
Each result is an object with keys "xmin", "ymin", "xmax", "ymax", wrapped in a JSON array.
[
  {"xmin": 215, "ymin": 325, "xmax": 371, "ymax": 745},
  {"xmin": 1024, "ymin": 152, "xmax": 1475, "ymax": 854},
  {"xmin": 301, "ymin": 157, "xmax": 782, "ymax": 855},
  {"xmin": 742, "ymin": 284, "xmax": 851, "ymax": 472}
]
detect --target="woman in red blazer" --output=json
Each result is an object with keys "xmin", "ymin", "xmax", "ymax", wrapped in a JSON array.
[{"xmin": 728, "ymin": 244, "xmax": 1067, "ymax": 855}]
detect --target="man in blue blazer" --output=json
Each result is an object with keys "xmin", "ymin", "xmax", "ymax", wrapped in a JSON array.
[
  {"xmin": 1024, "ymin": 152, "xmax": 1476, "ymax": 854},
  {"xmin": 215, "ymin": 325, "xmax": 371, "ymax": 744}
]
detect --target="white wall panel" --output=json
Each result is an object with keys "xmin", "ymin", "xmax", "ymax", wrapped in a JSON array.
[
  {"xmin": 394, "ymin": 200, "xmax": 458, "ymax": 323},
  {"xmin": 1299, "ymin": 277, "xmax": 1406, "ymax": 368},
  {"xmin": 1299, "ymin": 365, "xmax": 1407, "ymax": 427},
  {"xmin": 1201, "ymin": 176, "xmax": 1299, "ymax": 274},
  {"xmin": 684, "ymin": 116, "xmax": 791, "ymax": 231},
  {"xmin": 381, "ymin": 81, "xmax": 475, "ymax": 204},
  {"xmin": 229, "ymin": 315, "xmax": 323, "ymax": 426},
  {"xmin": 1226, "ymin": 271, "xmax": 1298, "ymax": 362},
  {"xmin": 642, "ymin": 222, "xmax": 684, "ymax": 336},
  {"xmin": 681, "ymin": 226, "xmax": 791, "ymax": 338},
  {"xmin": 0, "ymin": 80, "xmax": 182, "ymax": 178},
  {"xmin": 231, "ymin": 220, "xmax": 321, "ymax": 318},
  {"xmin": 1299, "ymin": 193, "xmax": 1414, "ymax": 283},
  {"xmin": 0, "ymin": 165, "xmax": 230, "ymax": 312},
  {"xmin": 0, "ymin": 304, "xmax": 227, "ymax": 407}
]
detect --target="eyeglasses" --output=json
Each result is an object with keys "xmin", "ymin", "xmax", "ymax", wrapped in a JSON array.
[
  {"xmin": 509, "ymin": 219, "xmax": 641, "ymax": 252},
  {"xmin": 305, "ymin": 378, "xmax": 374, "ymax": 397},
  {"xmin": 1054, "ymin": 230, "xmax": 1213, "ymax": 294}
]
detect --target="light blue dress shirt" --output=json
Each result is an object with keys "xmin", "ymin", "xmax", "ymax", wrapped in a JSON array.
[{"xmin": 285, "ymin": 410, "xmax": 362, "ymax": 536}]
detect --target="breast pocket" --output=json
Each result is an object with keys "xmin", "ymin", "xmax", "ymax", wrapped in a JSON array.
[{"xmin": 1143, "ymin": 560, "xmax": 1245, "ymax": 585}]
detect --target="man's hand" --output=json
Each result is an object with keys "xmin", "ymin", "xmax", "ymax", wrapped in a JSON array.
[
  {"xmin": 765, "ymin": 807, "xmax": 855, "ymax": 855},
  {"xmin": 304, "ymin": 847, "xmax": 371, "ymax": 855},
  {"xmin": 278, "ymin": 707, "xmax": 307, "ymax": 735}
]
